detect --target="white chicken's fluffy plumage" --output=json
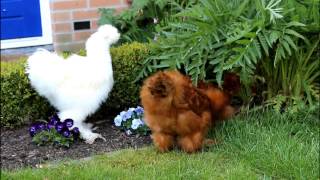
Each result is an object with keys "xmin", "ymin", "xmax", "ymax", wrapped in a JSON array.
[{"xmin": 26, "ymin": 25, "xmax": 120, "ymax": 144}]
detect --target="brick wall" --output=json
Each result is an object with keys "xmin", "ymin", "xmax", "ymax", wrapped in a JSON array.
[{"xmin": 50, "ymin": 0, "xmax": 129, "ymax": 52}]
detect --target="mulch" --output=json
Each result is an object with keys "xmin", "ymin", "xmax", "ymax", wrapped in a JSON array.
[{"xmin": 1, "ymin": 119, "xmax": 152, "ymax": 171}]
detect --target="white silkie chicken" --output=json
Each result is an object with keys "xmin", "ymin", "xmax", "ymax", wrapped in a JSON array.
[{"xmin": 26, "ymin": 25, "xmax": 120, "ymax": 144}]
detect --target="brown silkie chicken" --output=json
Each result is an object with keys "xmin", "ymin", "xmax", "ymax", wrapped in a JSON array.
[
  {"xmin": 140, "ymin": 70, "xmax": 239, "ymax": 153},
  {"xmin": 198, "ymin": 72, "xmax": 240, "ymax": 124}
]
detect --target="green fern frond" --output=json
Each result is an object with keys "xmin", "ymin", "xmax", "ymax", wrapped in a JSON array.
[
  {"xmin": 266, "ymin": 94, "xmax": 287, "ymax": 113},
  {"xmin": 284, "ymin": 29, "xmax": 306, "ymax": 40},
  {"xmin": 258, "ymin": 33, "xmax": 270, "ymax": 56},
  {"xmin": 283, "ymin": 35, "xmax": 297, "ymax": 51}
]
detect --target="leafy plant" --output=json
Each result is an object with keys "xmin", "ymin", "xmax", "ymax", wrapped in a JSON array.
[
  {"xmin": 98, "ymin": 0, "xmax": 197, "ymax": 43},
  {"xmin": 263, "ymin": 37, "xmax": 320, "ymax": 112},
  {"xmin": 139, "ymin": 0, "xmax": 309, "ymax": 84},
  {"xmin": 136, "ymin": 0, "xmax": 319, "ymax": 109}
]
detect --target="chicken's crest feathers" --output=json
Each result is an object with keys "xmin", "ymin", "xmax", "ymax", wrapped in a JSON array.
[
  {"xmin": 85, "ymin": 24, "xmax": 120, "ymax": 58},
  {"xmin": 96, "ymin": 24, "xmax": 120, "ymax": 44}
]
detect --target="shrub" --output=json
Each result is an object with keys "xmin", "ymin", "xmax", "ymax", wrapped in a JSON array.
[
  {"xmin": 0, "ymin": 42, "xmax": 149, "ymax": 128},
  {"xmin": 1, "ymin": 60, "xmax": 53, "ymax": 128}
]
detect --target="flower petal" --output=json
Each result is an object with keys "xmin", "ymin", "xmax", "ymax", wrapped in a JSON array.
[
  {"xmin": 71, "ymin": 127, "xmax": 80, "ymax": 138},
  {"xmin": 49, "ymin": 114, "xmax": 60, "ymax": 125},
  {"xmin": 38, "ymin": 123, "xmax": 47, "ymax": 131},
  {"xmin": 55, "ymin": 122, "xmax": 65, "ymax": 133},
  {"xmin": 29, "ymin": 125, "xmax": 38, "ymax": 137},
  {"xmin": 114, "ymin": 115, "xmax": 122, "ymax": 126},
  {"xmin": 64, "ymin": 119, "xmax": 74, "ymax": 129},
  {"xmin": 62, "ymin": 130, "xmax": 71, "ymax": 138}
]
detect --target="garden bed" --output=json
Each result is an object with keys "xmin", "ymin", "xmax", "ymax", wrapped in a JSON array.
[{"xmin": 1, "ymin": 118, "xmax": 152, "ymax": 170}]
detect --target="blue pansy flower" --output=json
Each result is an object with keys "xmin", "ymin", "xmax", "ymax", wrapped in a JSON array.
[
  {"xmin": 123, "ymin": 110, "xmax": 133, "ymax": 121},
  {"xmin": 119, "ymin": 111, "xmax": 127, "ymax": 121},
  {"xmin": 113, "ymin": 106, "xmax": 149, "ymax": 136},
  {"xmin": 135, "ymin": 106, "xmax": 144, "ymax": 116}
]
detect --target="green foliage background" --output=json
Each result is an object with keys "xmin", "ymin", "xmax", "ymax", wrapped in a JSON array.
[
  {"xmin": 135, "ymin": 0, "xmax": 320, "ymax": 110},
  {"xmin": 98, "ymin": 0, "xmax": 197, "ymax": 43}
]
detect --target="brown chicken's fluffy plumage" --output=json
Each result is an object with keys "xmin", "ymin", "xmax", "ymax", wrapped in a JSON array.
[{"xmin": 140, "ymin": 70, "xmax": 239, "ymax": 153}]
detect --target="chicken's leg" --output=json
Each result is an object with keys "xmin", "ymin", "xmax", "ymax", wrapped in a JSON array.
[
  {"xmin": 152, "ymin": 132, "xmax": 175, "ymax": 152},
  {"xmin": 59, "ymin": 110, "xmax": 106, "ymax": 144},
  {"xmin": 178, "ymin": 131, "xmax": 204, "ymax": 153},
  {"xmin": 74, "ymin": 121, "xmax": 106, "ymax": 144}
]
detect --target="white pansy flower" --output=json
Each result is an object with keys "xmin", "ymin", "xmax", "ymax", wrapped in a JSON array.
[
  {"xmin": 114, "ymin": 115, "xmax": 122, "ymax": 127},
  {"xmin": 128, "ymin": 107, "xmax": 135, "ymax": 112},
  {"xmin": 131, "ymin": 118, "xmax": 142, "ymax": 129}
]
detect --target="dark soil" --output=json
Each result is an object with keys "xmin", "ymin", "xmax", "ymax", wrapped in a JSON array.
[{"xmin": 1, "ymin": 119, "xmax": 152, "ymax": 170}]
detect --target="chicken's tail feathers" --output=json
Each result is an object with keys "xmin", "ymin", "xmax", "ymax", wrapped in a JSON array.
[
  {"xmin": 25, "ymin": 49, "xmax": 61, "ymax": 74},
  {"xmin": 147, "ymin": 71, "xmax": 175, "ymax": 98}
]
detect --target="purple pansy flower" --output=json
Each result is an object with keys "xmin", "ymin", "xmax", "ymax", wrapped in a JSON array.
[
  {"xmin": 62, "ymin": 130, "xmax": 71, "ymax": 138},
  {"xmin": 29, "ymin": 125, "xmax": 38, "ymax": 137},
  {"xmin": 47, "ymin": 123, "xmax": 55, "ymax": 129},
  {"xmin": 55, "ymin": 122, "xmax": 65, "ymax": 133},
  {"xmin": 64, "ymin": 119, "xmax": 74, "ymax": 129},
  {"xmin": 50, "ymin": 114, "xmax": 60, "ymax": 124},
  {"xmin": 30, "ymin": 113, "xmax": 81, "ymax": 147},
  {"xmin": 71, "ymin": 127, "xmax": 80, "ymax": 138},
  {"xmin": 38, "ymin": 123, "xmax": 47, "ymax": 131},
  {"xmin": 49, "ymin": 114, "xmax": 60, "ymax": 125}
]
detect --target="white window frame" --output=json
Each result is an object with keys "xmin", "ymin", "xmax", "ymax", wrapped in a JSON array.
[{"xmin": 1, "ymin": 0, "xmax": 53, "ymax": 49}]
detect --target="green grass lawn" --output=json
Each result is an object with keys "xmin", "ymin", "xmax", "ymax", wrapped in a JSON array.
[{"xmin": 1, "ymin": 109, "xmax": 319, "ymax": 180}]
